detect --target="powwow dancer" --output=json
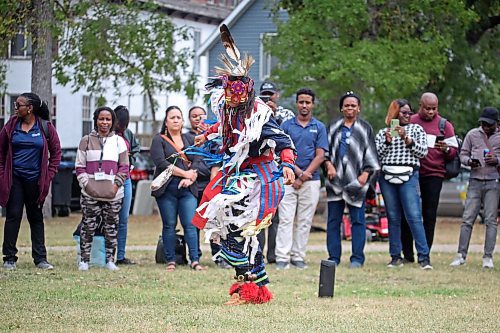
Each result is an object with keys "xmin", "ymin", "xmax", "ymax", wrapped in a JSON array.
[{"xmin": 192, "ymin": 25, "xmax": 296, "ymax": 305}]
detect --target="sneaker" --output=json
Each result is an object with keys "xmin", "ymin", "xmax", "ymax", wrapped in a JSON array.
[
  {"xmin": 36, "ymin": 261, "xmax": 54, "ymax": 270},
  {"xmin": 106, "ymin": 262, "xmax": 120, "ymax": 271},
  {"xmin": 3, "ymin": 261, "xmax": 16, "ymax": 270},
  {"xmin": 78, "ymin": 261, "xmax": 89, "ymax": 271},
  {"xmin": 116, "ymin": 258, "xmax": 136, "ymax": 265},
  {"xmin": 450, "ymin": 253, "xmax": 466, "ymax": 267},
  {"xmin": 275, "ymin": 261, "xmax": 290, "ymax": 270},
  {"xmin": 419, "ymin": 260, "xmax": 433, "ymax": 270},
  {"xmin": 387, "ymin": 258, "xmax": 404, "ymax": 268},
  {"xmin": 350, "ymin": 261, "xmax": 363, "ymax": 269},
  {"xmin": 482, "ymin": 257, "xmax": 494, "ymax": 269},
  {"xmin": 291, "ymin": 260, "xmax": 308, "ymax": 270}
]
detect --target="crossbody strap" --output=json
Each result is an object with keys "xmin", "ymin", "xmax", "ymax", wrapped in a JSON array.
[{"xmin": 160, "ymin": 134, "xmax": 190, "ymax": 166}]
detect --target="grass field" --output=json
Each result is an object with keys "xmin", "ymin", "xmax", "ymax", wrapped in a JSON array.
[{"xmin": 0, "ymin": 214, "xmax": 499, "ymax": 332}]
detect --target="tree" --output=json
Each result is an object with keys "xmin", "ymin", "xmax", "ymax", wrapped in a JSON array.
[
  {"xmin": 53, "ymin": 0, "xmax": 196, "ymax": 128},
  {"xmin": 1, "ymin": 0, "xmax": 196, "ymax": 130},
  {"xmin": 0, "ymin": 0, "xmax": 31, "ymax": 92},
  {"xmin": 269, "ymin": 0, "xmax": 498, "ymax": 134}
]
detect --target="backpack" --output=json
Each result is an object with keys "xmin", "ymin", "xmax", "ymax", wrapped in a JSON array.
[
  {"xmin": 40, "ymin": 119, "xmax": 50, "ymax": 143},
  {"xmin": 438, "ymin": 117, "xmax": 462, "ymax": 179}
]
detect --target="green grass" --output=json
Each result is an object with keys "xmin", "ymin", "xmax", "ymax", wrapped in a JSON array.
[{"xmin": 0, "ymin": 215, "xmax": 499, "ymax": 332}]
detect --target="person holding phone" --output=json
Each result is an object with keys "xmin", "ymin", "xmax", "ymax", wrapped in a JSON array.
[
  {"xmin": 406, "ymin": 92, "xmax": 458, "ymax": 258},
  {"xmin": 259, "ymin": 81, "xmax": 295, "ymax": 126},
  {"xmin": 375, "ymin": 99, "xmax": 432, "ymax": 269},
  {"xmin": 450, "ymin": 107, "xmax": 499, "ymax": 269}
]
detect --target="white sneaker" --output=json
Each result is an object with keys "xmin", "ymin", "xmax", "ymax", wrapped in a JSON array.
[
  {"xmin": 78, "ymin": 261, "xmax": 89, "ymax": 271},
  {"xmin": 450, "ymin": 253, "xmax": 465, "ymax": 267},
  {"xmin": 106, "ymin": 262, "xmax": 120, "ymax": 271},
  {"xmin": 482, "ymin": 257, "xmax": 494, "ymax": 269}
]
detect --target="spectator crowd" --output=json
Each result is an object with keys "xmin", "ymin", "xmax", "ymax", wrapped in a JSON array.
[{"xmin": 1, "ymin": 88, "xmax": 498, "ymax": 272}]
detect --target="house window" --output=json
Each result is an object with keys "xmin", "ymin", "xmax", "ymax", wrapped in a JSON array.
[
  {"xmin": 0, "ymin": 95, "xmax": 5, "ymax": 130},
  {"xmin": 9, "ymin": 27, "xmax": 32, "ymax": 58},
  {"xmin": 82, "ymin": 95, "xmax": 93, "ymax": 135},
  {"xmin": 193, "ymin": 29, "xmax": 201, "ymax": 74},
  {"xmin": 51, "ymin": 95, "xmax": 57, "ymax": 128},
  {"xmin": 9, "ymin": 95, "xmax": 18, "ymax": 116},
  {"xmin": 260, "ymin": 33, "xmax": 278, "ymax": 81}
]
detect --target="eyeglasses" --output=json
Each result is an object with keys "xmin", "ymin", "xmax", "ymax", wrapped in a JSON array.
[
  {"xmin": 400, "ymin": 111, "xmax": 413, "ymax": 116},
  {"xmin": 14, "ymin": 102, "xmax": 30, "ymax": 110}
]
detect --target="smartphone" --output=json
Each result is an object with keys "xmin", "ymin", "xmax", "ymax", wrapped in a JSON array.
[
  {"xmin": 259, "ymin": 95, "xmax": 271, "ymax": 103},
  {"xmin": 390, "ymin": 119, "xmax": 399, "ymax": 137},
  {"xmin": 436, "ymin": 135, "xmax": 445, "ymax": 142}
]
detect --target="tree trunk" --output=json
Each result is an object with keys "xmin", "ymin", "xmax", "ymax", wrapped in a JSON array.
[{"xmin": 31, "ymin": 0, "xmax": 54, "ymax": 218}]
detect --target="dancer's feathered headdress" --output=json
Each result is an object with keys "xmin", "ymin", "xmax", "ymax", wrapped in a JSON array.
[{"xmin": 215, "ymin": 24, "xmax": 254, "ymax": 77}]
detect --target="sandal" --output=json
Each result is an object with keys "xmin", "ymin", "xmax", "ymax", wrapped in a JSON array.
[
  {"xmin": 166, "ymin": 262, "xmax": 176, "ymax": 272},
  {"xmin": 191, "ymin": 262, "xmax": 206, "ymax": 271}
]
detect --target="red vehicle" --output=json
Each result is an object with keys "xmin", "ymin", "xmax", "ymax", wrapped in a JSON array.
[{"xmin": 341, "ymin": 184, "xmax": 389, "ymax": 242}]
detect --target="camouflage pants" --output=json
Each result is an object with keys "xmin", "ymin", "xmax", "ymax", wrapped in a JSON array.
[{"xmin": 80, "ymin": 195, "xmax": 122, "ymax": 263}]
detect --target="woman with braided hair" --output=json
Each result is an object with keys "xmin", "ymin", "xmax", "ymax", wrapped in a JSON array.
[{"xmin": 0, "ymin": 92, "xmax": 61, "ymax": 270}]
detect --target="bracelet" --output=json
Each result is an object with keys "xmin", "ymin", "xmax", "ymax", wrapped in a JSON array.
[{"xmin": 298, "ymin": 172, "xmax": 304, "ymax": 179}]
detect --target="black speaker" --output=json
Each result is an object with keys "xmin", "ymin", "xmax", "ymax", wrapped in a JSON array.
[{"xmin": 318, "ymin": 260, "xmax": 336, "ymax": 297}]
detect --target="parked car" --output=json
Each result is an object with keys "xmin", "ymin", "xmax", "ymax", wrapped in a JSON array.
[
  {"xmin": 130, "ymin": 148, "xmax": 155, "ymax": 210},
  {"xmin": 437, "ymin": 168, "xmax": 469, "ymax": 217}
]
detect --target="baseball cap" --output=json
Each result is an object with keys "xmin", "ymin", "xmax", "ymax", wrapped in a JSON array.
[
  {"xmin": 479, "ymin": 107, "xmax": 499, "ymax": 125},
  {"xmin": 260, "ymin": 81, "xmax": 278, "ymax": 94}
]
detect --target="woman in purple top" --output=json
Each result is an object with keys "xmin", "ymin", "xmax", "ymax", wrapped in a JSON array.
[{"xmin": 0, "ymin": 92, "xmax": 61, "ymax": 270}]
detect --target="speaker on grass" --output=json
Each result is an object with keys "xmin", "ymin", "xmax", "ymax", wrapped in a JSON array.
[{"xmin": 318, "ymin": 260, "xmax": 336, "ymax": 297}]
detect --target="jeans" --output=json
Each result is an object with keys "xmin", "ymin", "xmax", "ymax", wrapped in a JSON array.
[
  {"xmin": 401, "ymin": 176, "xmax": 443, "ymax": 256},
  {"xmin": 156, "ymin": 179, "xmax": 199, "ymax": 263},
  {"xmin": 326, "ymin": 199, "xmax": 366, "ymax": 265},
  {"xmin": 457, "ymin": 179, "xmax": 499, "ymax": 259},
  {"xmin": 116, "ymin": 178, "xmax": 132, "ymax": 261},
  {"xmin": 2, "ymin": 175, "xmax": 47, "ymax": 264},
  {"xmin": 379, "ymin": 172, "xmax": 429, "ymax": 262}
]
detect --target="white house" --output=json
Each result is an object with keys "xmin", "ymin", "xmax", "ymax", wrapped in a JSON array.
[{"xmin": 0, "ymin": 1, "xmax": 234, "ymax": 148}]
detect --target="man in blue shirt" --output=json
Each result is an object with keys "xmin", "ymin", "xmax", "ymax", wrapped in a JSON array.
[{"xmin": 275, "ymin": 88, "xmax": 329, "ymax": 269}]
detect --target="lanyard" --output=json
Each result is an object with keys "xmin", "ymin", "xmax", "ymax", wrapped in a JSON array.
[{"xmin": 98, "ymin": 136, "xmax": 107, "ymax": 171}]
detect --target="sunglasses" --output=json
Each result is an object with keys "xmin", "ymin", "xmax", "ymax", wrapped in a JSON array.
[{"xmin": 14, "ymin": 102, "xmax": 30, "ymax": 110}]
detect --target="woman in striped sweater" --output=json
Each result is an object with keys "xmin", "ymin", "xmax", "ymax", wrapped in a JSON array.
[
  {"xmin": 75, "ymin": 107, "xmax": 129, "ymax": 271},
  {"xmin": 375, "ymin": 99, "xmax": 432, "ymax": 270}
]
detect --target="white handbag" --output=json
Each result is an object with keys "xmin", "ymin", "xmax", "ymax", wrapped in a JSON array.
[{"xmin": 150, "ymin": 164, "xmax": 174, "ymax": 192}]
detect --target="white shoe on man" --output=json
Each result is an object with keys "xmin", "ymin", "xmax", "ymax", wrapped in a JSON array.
[
  {"xmin": 482, "ymin": 257, "xmax": 494, "ymax": 269},
  {"xmin": 450, "ymin": 253, "xmax": 465, "ymax": 267}
]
